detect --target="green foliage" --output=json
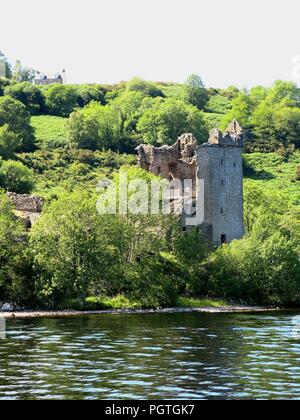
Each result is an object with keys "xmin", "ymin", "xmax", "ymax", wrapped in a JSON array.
[
  {"xmin": 30, "ymin": 115, "xmax": 68, "ymax": 149},
  {"xmin": 84, "ymin": 295, "xmax": 141, "ymax": 310},
  {"xmin": 44, "ymin": 84, "xmax": 78, "ymax": 117},
  {"xmin": 176, "ymin": 296, "xmax": 230, "ymax": 308},
  {"xmin": 0, "ymin": 193, "xmax": 33, "ymax": 305},
  {"xmin": 0, "ymin": 124, "xmax": 21, "ymax": 159},
  {"xmin": 243, "ymin": 151, "xmax": 300, "ymax": 208},
  {"xmin": 296, "ymin": 165, "xmax": 300, "ymax": 181},
  {"xmin": 222, "ymin": 81, "xmax": 300, "ymax": 152},
  {"xmin": 0, "ymin": 78, "xmax": 11, "ymax": 96},
  {"xmin": 12, "ymin": 60, "xmax": 35, "ymax": 83},
  {"xmin": 30, "ymin": 193, "xmax": 114, "ymax": 307},
  {"xmin": 137, "ymin": 98, "xmax": 208, "ymax": 145},
  {"xmin": 29, "ymin": 188, "xmax": 181, "ymax": 308},
  {"xmin": 126, "ymin": 77, "xmax": 164, "ymax": 98},
  {"xmin": 68, "ymin": 92, "xmax": 151, "ymax": 152},
  {"xmin": 5, "ymin": 82, "xmax": 45, "ymax": 115},
  {"xmin": 18, "ymin": 148, "xmax": 135, "ymax": 196},
  {"xmin": 184, "ymin": 74, "xmax": 209, "ymax": 110},
  {"xmin": 75, "ymin": 84, "xmax": 107, "ymax": 107},
  {"xmin": 0, "ymin": 96, "xmax": 35, "ymax": 152},
  {"xmin": 205, "ymin": 94, "xmax": 232, "ymax": 114},
  {"xmin": 0, "ymin": 159, "xmax": 34, "ymax": 193},
  {"xmin": 203, "ymin": 112, "xmax": 224, "ymax": 130},
  {"xmin": 219, "ymin": 86, "xmax": 240, "ymax": 101},
  {"xmin": 206, "ymin": 232, "xmax": 300, "ymax": 306}
]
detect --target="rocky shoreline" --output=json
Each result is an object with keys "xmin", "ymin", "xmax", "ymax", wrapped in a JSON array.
[{"xmin": 0, "ymin": 306, "xmax": 280, "ymax": 319}]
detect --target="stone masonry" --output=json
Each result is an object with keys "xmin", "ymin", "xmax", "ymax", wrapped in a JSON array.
[
  {"xmin": 6, "ymin": 192, "xmax": 44, "ymax": 228},
  {"xmin": 137, "ymin": 120, "xmax": 245, "ymax": 245}
]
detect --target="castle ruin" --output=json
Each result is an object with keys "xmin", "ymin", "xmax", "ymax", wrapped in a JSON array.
[
  {"xmin": 7, "ymin": 192, "xmax": 44, "ymax": 229},
  {"xmin": 136, "ymin": 120, "xmax": 245, "ymax": 245}
]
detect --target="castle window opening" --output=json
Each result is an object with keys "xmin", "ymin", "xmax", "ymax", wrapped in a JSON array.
[
  {"xmin": 221, "ymin": 207, "xmax": 224, "ymax": 214},
  {"xmin": 221, "ymin": 234, "xmax": 227, "ymax": 244}
]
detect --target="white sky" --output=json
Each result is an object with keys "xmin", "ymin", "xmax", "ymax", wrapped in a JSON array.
[{"xmin": 1, "ymin": 0, "xmax": 299, "ymax": 87}]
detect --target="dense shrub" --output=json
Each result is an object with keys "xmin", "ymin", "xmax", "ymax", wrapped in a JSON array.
[
  {"xmin": 75, "ymin": 84, "xmax": 107, "ymax": 107},
  {"xmin": 0, "ymin": 159, "xmax": 34, "ymax": 193},
  {"xmin": 0, "ymin": 96, "xmax": 35, "ymax": 152},
  {"xmin": 137, "ymin": 98, "xmax": 208, "ymax": 145},
  {"xmin": 0, "ymin": 78, "xmax": 11, "ymax": 96},
  {"xmin": 184, "ymin": 74, "xmax": 209, "ymax": 110},
  {"xmin": 126, "ymin": 77, "xmax": 164, "ymax": 98},
  {"xmin": 45, "ymin": 84, "xmax": 78, "ymax": 117},
  {"xmin": 0, "ymin": 124, "xmax": 21, "ymax": 159},
  {"xmin": 206, "ymin": 232, "xmax": 300, "ymax": 306},
  {"xmin": 4, "ymin": 82, "xmax": 45, "ymax": 115},
  {"xmin": 0, "ymin": 193, "xmax": 34, "ymax": 306},
  {"xmin": 296, "ymin": 165, "xmax": 300, "ymax": 181}
]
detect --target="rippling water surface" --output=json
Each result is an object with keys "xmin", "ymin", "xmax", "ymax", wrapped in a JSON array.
[{"xmin": 1, "ymin": 312, "xmax": 300, "ymax": 399}]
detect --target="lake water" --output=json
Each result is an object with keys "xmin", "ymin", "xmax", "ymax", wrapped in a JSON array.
[{"xmin": 1, "ymin": 312, "xmax": 300, "ymax": 400}]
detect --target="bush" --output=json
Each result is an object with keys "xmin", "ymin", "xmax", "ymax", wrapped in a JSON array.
[
  {"xmin": 206, "ymin": 232, "xmax": 300, "ymax": 306},
  {"xmin": 184, "ymin": 74, "xmax": 209, "ymax": 110},
  {"xmin": 0, "ymin": 193, "xmax": 34, "ymax": 306},
  {"xmin": 0, "ymin": 124, "xmax": 21, "ymax": 159},
  {"xmin": 137, "ymin": 98, "xmax": 208, "ymax": 145},
  {"xmin": 0, "ymin": 160, "xmax": 34, "ymax": 193},
  {"xmin": 75, "ymin": 85, "xmax": 107, "ymax": 107},
  {"xmin": 295, "ymin": 165, "xmax": 300, "ymax": 181},
  {"xmin": 126, "ymin": 77, "xmax": 164, "ymax": 98},
  {"xmin": 0, "ymin": 96, "xmax": 35, "ymax": 152},
  {"xmin": 4, "ymin": 82, "xmax": 45, "ymax": 115},
  {"xmin": 0, "ymin": 78, "xmax": 11, "ymax": 96},
  {"xmin": 45, "ymin": 84, "xmax": 78, "ymax": 117}
]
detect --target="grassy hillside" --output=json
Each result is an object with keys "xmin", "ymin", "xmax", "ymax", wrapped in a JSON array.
[
  {"xmin": 244, "ymin": 151, "xmax": 300, "ymax": 207},
  {"xmin": 31, "ymin": 115, "xmax": 68, "ymax": 149}
]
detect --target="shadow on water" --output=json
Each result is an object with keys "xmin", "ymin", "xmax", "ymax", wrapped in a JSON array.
[{"xmin": 1, "ymin": 312, "xmax": 300, "ymax": 399}]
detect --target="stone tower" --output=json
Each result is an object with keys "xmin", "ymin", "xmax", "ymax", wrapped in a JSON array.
[
  {"xmin": 197, "ymin": 120, "xmax": 245, "ymax": 245},
  {"xmin": 136, "ymin": 120, "xmax": 245, "ymax": 246}
]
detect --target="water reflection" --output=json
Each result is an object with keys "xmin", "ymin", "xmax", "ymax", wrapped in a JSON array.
[{"xmin": 0, "ymin": 312, "xmax": 300, "ymax": 399}]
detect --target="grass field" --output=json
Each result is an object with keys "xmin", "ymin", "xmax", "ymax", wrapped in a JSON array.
[
  {"xmin": 244, "ymin": 151, "xmax": 300, "ymax": 207},
  {"xmin": 31, "ymin": 115, "xmax": 68, "ymax": 149}
]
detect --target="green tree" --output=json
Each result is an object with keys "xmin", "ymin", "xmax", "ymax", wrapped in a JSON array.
[
  {"xmin": 45, "ymin": 84, "xmax": 78, "ymax": 117},
  {"xmin": 0, "ymin": 124, "xmax": 21, "ymax": 159},
  {"xmin": 137, "ymin": 98, "xmax": 208, "ymax": 145},
  {"xmin": 75, "ymin": 84, "xmax": 107, "ymax": 107},
  {"xmin": 0, "ymin": 160, "xmax": 34, "ymax": 193},
  {"xmin": 30, "ymin": 192, "xmax": 117, "ymax": 307},
  {"xmin": 126, "ymin": 77, "xmax": 164, "ymax": 98},
  {"xmin": 0, "ymin": 193, "xmax": 33, "ymax": 305},
  {"xmin": 206, "ymin": 232, "xmax": 300, "ymax": 306},
  {"xmin": 68, "ymin": 92, "xmax": 152, "ymax": 152},
  {"xmin": 0, "ymin": 78, "xmax": 11, "ymax": 96},
  {"xmin": 5, "ymin": 82, "xmax": 45, "ymax": 115},
  {"xmin": 184, "ymin": 74, "xmax": 208, "ymax": 110},
  {"xmin": 0, "ymin": 96, "xmax": 35, "ymax": 152},
  {"xmin": 12, "ymin": 60, "xmax": 35, "ymax": 83}
]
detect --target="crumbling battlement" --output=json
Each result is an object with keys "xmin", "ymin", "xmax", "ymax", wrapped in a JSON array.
[
  {"xmin": 137, "ymin": 120, "xmax": 245, "ymax": 245},
  {"xmin": 136, "ymin": 133, "xmax": 198, "ymax": 184}
]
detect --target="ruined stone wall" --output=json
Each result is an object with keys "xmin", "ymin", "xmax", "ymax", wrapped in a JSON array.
[
  {"xmin": 137, "ymin": 120, "xmax": 245, "ymax": 245},
  {"xmin": 136, "ymin": 133, "xmax": 197, "ymax": 185},
  {"xmin": 7, "ymin": 193, "xmax": 44, "ymax": 227}
]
